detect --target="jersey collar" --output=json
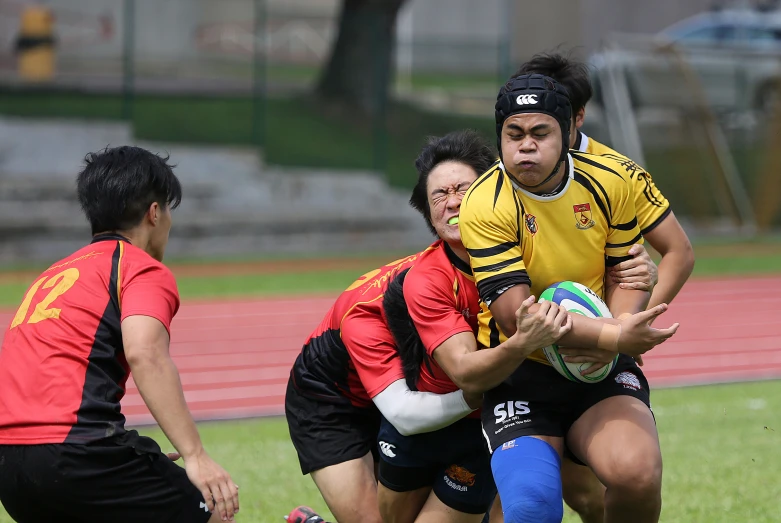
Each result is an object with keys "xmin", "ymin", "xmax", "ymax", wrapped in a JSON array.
[
  {"xmin": 502, "ymin": 153, "xmax": 574, "ymax": 202},
  {"xmin": 91, "ymin": 233, "xmax": 131, "ymax": 244},
  {"xmin": 443, "ymin": 242, "xmax": 474, "ymax": 281},
  {"xmin": 574, "ymin": 131, "xmax": 589, "ymax": 153}
]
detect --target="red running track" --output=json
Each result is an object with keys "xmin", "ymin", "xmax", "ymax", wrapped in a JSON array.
[{"xmin": 1, "ymin": 276, "xmax": 780, "ymax": 426}]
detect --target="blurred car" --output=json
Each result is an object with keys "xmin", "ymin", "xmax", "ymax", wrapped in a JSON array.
[{"xmin": 590, "ymin": 7, "xmax": 781, "ymax": 111}]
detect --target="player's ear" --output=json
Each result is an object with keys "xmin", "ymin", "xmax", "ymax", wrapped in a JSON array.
[{"xmin": 146, "ymin": 201, "xmax": 160, "ymax": 225}]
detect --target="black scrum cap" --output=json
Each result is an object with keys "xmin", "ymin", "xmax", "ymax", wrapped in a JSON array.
[{"xmin": 495, "ymin": 73, "xmax": 572, "ymax": 167}]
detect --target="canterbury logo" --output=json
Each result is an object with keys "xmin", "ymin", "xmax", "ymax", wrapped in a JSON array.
[
  {"xmin": 515, "ymin": 94, "xmax": 538, "ymax": 105},
  {"xmin": 378, "ymin": 441, "xmax": 396, "ymax": 458}
]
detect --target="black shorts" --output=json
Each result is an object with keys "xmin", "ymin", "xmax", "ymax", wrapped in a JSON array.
[
  {"xmin": 377, "ymin": 416, "xmax": 496, "ymax": 515},
  {"xmin": 481, "ymin": 355, "xmax": 651, "ymax": 454},
  {"xmin": 0, "ymin": 431, "xmax": 210, "ymax": 523},
  {"xmin": 285, "ymin": 379, "xmax": 380, "ymax": 475}
]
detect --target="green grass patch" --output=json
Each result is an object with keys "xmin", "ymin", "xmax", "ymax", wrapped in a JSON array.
[
  {"xmin": 0, "ymin": 87, "xmax": 495, "ymax": 190},
  {"xmin": 2, "ymin": 381, "xmax": 776, "ymax": 522},
  {"xmin": 690, "ymin": 254, "xmax": 781, "ymax": 276},
  {"xmin": 174, "ymin": 269, "xmax": 371, "ymax": 301}
]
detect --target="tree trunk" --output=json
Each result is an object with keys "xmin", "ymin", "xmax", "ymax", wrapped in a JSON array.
[{"xmin": 316, "ymin": 0, "xmax": 407, "ymax": 115}]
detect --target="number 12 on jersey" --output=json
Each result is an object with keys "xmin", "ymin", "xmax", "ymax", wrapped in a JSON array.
[{"xmin": 10, "ymin": 268, "xmax": 80, "ymax": 329}]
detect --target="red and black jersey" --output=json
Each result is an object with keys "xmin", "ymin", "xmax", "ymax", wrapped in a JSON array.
[
  {"xmin": 403, "ymin": 241, "xmax": 481, "ymax": 410},
  {"xmin": 0, "ymin": 234, "xmax": 179, "ymax": 444},
  {"xmin": 290, "ymin": 247, "xmax": 434, "ymax": 408}
]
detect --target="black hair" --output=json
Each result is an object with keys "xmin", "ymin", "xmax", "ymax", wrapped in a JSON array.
[
  {"xmin": 514, "ymin": 51, "xmax": 593, "ymax": 115},
  {"xmin": 383, "ymin": 269, "xmax": 432, "ymax": 390},
  {"xmin": 409, "ymin": 129, "xmax": 497, "ymax": 235},
  {"xmin": 76, "ymin": 145, "xmax": 182, "ymax": 235}
]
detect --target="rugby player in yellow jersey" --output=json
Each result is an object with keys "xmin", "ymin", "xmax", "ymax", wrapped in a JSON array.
[
  {"xmin": 459, "ymin": 74, "xmax": 679, "ymax": 523},
  {"xmin": 517, "ymin": 52, "xmax": 694, "ymax": 311},
  {"xmin": 516, "ymin": 52, "xmax": 695, "ymax": 523}
]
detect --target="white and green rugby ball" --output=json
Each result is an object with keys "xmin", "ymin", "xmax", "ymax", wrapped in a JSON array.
[{"xmin": 538, "ymin": 281, "xmax": 618, "ymax": 383}]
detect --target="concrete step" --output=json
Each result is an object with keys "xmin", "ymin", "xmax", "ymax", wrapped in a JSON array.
[{"xmin": 0, "ymin": 178, "xmax": 216, "ymax": 203}]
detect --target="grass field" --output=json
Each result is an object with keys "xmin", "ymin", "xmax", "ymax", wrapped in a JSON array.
[
  {"xmin": 137, "ymin": 380, "xmax": 781, "ymax": 523},
  {"xmin": 1, "ymin": 381, "xmax": 777, "ymax": 522}
]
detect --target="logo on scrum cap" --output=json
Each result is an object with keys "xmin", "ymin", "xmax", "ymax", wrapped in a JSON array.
[{"xmin": 515, "ymin": 94, "xmax": 538, "ymax": 106}]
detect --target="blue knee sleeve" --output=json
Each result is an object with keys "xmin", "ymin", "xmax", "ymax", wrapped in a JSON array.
[{"xmin": 491, "ymin": 437, "xmax": 563, "ymax": 523}]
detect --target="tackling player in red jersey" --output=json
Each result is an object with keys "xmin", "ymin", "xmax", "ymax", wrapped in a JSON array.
[
  {"xmin": 286, "ymin": 250, "xmax": 487, "ymax": 523},
  {"xmin": 0, "ymin": 146, "xmax": 238, "ymax": 523},
  {"xmin": 285, "ymin": 226, "xmax": 572, "ymax": 521}
]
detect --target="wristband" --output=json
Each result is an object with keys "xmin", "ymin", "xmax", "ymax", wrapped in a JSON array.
[{"xmin": 597, "ymin": 324, "xmax": 622, "ymax": 351}]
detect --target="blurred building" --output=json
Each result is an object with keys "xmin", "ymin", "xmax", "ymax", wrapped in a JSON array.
[{"xmin": 400, "ymin": 0, "xmax": 717, "ymax": 68}]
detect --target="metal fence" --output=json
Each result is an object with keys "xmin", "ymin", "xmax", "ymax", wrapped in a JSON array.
[
  {"xmin": 0, "ymin": 0, "xmax": 510, "ymax": 189},
  {"xmin": 2, "ymin": 0, "xmax": 781, "ymax": 231}
]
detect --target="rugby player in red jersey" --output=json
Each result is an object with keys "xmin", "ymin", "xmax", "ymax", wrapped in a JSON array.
[
  {"xmin": 0, "ymin": 146, "xmax": 238, "ymax": 523},
  {"xmin": 285, "ymin": 249, "xmax": 569, "ymax": 523}
]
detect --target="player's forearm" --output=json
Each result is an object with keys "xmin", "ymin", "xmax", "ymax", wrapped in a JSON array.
[
  {"xmin": 373, "ymin": 380, "xmax": 474, "ymax": 436},
  {"xmin": 605, "ymin": 283, "xmax": 649, "ymax": 317},
  {"xmin": 129, "ymin": 354, "xmax": 204, "ymax": 459},
  {"xmin": 557, "ymin": 314, "xmax": 620, "ymax": 348},
  {"xmin": 647, "ymin": 249, "xmax": 695, "ymax": 310},
  {"xmin": 454, "ymin": 343, "xmax": 527, "ymax": 394}
]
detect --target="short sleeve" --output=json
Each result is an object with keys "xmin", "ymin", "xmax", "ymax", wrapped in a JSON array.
[
  {"xmin": 120, "ymin": 263, "xmax": 180, "ymax": 333},
  {"xmin": 459, "ymin": 169, "xmax": 530, "ymax": 306},
  {"xmin": 605, "ymin": 176, "xmax": 644, "ymax": 266},
  {"xmin": 404, "ymin": 267, "xmax": 472, "ymax": 356},
  {"xmin": 340, "ymin": 311, "xmax": 404, "ymax": 398},
  {"xmin": 633, "ymin": 170, "xmax": 671, "ymax": 235}
]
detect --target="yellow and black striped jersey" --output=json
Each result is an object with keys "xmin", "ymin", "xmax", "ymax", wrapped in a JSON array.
[
  {"xmin": 459, "ymin": 152, "xmax": 643, "ymax": 363},
  {"xmin": 575, "ymin": 132, "xmax": 671, "ymax": 235}
]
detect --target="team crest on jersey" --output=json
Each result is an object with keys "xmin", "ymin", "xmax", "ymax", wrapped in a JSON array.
[
  {"xmin": 525, "ymin": 213, "xmax": 538, "ymax": 235},
  {"xmin": 573, "ymin": 203, "xmax": 596, "ymax": 230}
]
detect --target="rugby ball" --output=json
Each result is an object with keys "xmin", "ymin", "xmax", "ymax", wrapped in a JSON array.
[{"xmin": 538, "ymin": 281, "xmax": 618, "ymax": 383}]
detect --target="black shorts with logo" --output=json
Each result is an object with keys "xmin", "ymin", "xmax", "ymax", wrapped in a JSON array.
[
  {"xmin": 0, "ymin": 431, "xmax": 210, "ymax": 523},
  {"xmin": 481, "ymin": 355, "xmax": 651, "ymax": 454},
  {"xmin": 376, "ymin": 416, "xmax": 496, "ymax": 515},
  {"xmin": 285, "ymin": 378, "xmax": 380, "ymax": 475}
]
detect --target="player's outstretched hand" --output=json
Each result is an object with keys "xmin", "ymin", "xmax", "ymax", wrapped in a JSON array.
[
  {"xmin": 608, "ymin": 243, "xmax": 658, "ymax": 292},
  {"xmin": 512, "ymin": 295, "xmax": 572, "ymax": 357},
  {"xmin": 184, "ymin": 449, "xmax": 240, "ymax": 521},
  {"xmin": 616, "ymin": 304, "xmax": 679, "ymax": 357}
]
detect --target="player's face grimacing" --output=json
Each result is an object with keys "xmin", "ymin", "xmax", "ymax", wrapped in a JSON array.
[
  {"xmin": 426, "ymin": 161, "xmax": 478, "ymax": 247},
  {"xmin": 501, "ymin": 113, "xmax": 563, "ymax": 187}
]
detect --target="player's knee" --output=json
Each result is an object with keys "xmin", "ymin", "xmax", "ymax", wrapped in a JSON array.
[
  {"xmin": 491, "ymin": 437, "xmax": 563, "ymax": 523},
  {"xmin": 602, "ymin": 451, "xmax": 662, "ymax": 500}
]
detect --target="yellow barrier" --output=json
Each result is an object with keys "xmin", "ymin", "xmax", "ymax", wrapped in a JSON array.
[{"xmin": 15, "ymin": 5, "xmax": 56, "ymax": 82}]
